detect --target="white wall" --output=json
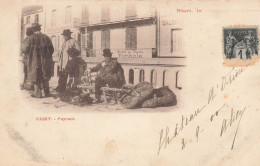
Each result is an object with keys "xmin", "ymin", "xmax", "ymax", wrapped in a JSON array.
[
  {"xmin": 93, "ymin": 30, "xmax": 101, "ymax": 56},
  {"xmin": 159, "ymin": 12, "xmax": 183, "ymax": 57},
  {"xmin": 136, "ymin": 2, "xmax": 155, "ymax": 18},
  {"xmin": 110, "ymin": 28, "xmax": 125, "ymax": 50},
  {"xmin": 88, "ymin": 4, "xmax": 101, "ymax": 25},
  {"xmin": 110, "ymin": 2, "xmax": 126, "ymax": 22},
  {"xmin": 137, "ymin": 25, "xmax": 156, "ymax": 49},
  {"xmin": 45, "ymin": 2, "xmax": 81, "ymax": 28}
]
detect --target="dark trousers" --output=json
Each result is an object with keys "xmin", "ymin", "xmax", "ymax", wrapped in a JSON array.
[
  {"xmin": 57, "ymin": 71, "xmax": 69, "ymax": 91},
  {"xmin": 34, "ymin": 69, "xmax": 50, "ymax": 97},
  {"xmin": 94, "ymin": 75, "xmax": 119, "ymax": 99},
  {"xmin": 23, "ymin": 63, "xmax": 28, "ymax": 84}
]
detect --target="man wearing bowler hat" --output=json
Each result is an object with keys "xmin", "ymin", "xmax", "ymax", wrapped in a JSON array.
[
  {"xmin": 26, "ymin": 23, "xmax": 54, "ymax": 98},
  {"xmin": 55, "ymin": 29, "xmax": 81, "ymax": 92},
  {"xmin": 89, "ymin": 49, "xmax": 125, "ymax": 103}
]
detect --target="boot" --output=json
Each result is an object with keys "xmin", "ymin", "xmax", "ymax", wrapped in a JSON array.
[
  {"xmin": 43, "ymin": 81, "xmax": 50, "ymax": 97},
  {"xmin": 55, "ymin": 71, "xmax": 68, "ymax": 92},
  {"xmin": 31, "ymin": 84, "xmax": 42, "ymax": 98}
]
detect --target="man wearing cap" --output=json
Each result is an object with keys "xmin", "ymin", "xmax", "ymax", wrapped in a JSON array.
[
  {"xmin": 89, "ymin": 49, "xmax": 125, "ymax": 103},
  {"xmin": 21, "ymin": 27, "xmax": 34, "ymax": 90},
  {"xmin": 26, "ymin": 23, "xmax": 54, "ymax": 98},
  {"xmin": 55, "ymin": 29, "xmax": 81, "ymax": 92}
]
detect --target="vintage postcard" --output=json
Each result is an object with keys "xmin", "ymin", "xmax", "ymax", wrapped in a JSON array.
[{"xmin": 0, "ymin": 0, "xmax": 260, "ymax": 166}]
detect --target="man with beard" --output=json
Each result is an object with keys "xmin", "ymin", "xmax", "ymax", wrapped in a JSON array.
[
  {"xmin": 26, "ymin": 23, "xmax": 54, "ymax": 98},
  {"xmin": 89, "ymin": 49, "xmax": 125, "ymax": 103}
]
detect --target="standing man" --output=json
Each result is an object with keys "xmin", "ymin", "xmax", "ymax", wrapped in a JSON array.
[
  {"xmin": 89, "ymin": 49, "xmax": 125, "ymax": 103},
  {"xmin": 21, "ymin": 27, "xmax": 34, "ymax": 90},
  {"xmin": 26, "ymin": 23, "xmax": 54, "ymax": 98},
  {"xmin": 226, "ymin": 31, "xmax": 237, "ymax": 59},
  {"xmin": 55, "ymin": 29, "xmax": 80, "ymax": 92}
]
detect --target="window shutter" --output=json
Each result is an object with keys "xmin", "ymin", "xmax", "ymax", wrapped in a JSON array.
[
  {"xmin": 101, "ymin": 30, "xmax": 110, "ymax": 50},
  {"xmin": 126, "ymin": 27, "xmax": 137, "ymax": 50}
]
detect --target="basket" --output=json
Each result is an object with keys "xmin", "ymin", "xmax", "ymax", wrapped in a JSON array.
[{"xmin": 120, "ymin": 82, "xmax": 154, "ymax": 109}]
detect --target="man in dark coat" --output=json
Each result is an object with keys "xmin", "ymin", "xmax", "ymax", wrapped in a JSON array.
[
  {"xmin": 21, "ymin": 27, "xmax": 34, "ymax": 90},
  {"xmin": 89, "ymin": 49, "xmax": 125, "ymax": 103},
  {"xmin": 26, "ymin": 23, "xmax": 54, "ymax": 98}
]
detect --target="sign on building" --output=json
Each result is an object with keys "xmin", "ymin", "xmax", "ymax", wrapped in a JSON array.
[{"xmin": 111, "ymin": 49, "xmax": 152, "ymax": 58}]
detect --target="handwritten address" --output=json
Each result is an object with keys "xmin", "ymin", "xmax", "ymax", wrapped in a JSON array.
[{"xmin": 157, "ymin": 63, "xmax": 250, "ymax": 155}]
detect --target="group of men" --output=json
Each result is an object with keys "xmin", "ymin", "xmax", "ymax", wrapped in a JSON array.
[{"xmin": 21, "ymin": 23, "xmax": 125, "ymax": 103}]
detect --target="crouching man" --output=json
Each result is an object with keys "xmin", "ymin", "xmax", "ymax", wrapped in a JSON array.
[{"xmin": 89, "ymin": 49, "xmax": 125, "ymax": 103}]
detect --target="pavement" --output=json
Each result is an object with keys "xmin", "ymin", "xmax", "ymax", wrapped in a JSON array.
[{"xmin": 20, "ymin": 77, "xmax": 176, "ymax": 113}]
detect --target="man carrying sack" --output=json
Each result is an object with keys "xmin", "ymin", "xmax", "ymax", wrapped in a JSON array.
[{"xmin": 55, "ymin": 29, "xmax": 81, "ymax": 92}]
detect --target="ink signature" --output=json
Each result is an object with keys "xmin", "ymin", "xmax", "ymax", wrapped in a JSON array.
[{"xmin": 157, "ymin": 64, "xmax": 250, "ymax": 155}]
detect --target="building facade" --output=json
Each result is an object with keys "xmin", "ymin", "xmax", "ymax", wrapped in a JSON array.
[
  {"xmin": 44, "ymin": 2, "xmax": 82, "ymax": 78},
  {"xmin": 21, "ymin": 2, "xmax": 185, "ymax": 96},
  {"xmin": 21, "ymin": 6, "xmax": 44, "ymax": 42},
  {"xmin": 78, "ymin": 2, "xmax": 185, "ymax": 95}
]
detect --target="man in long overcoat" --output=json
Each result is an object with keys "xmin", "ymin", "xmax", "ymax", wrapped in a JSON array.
[
  {"xmin": 89, "ymin": 49, "xmax": 125, "ymax": 103},
  {"xmin": 26, "ymin": 23, "xmax": 54, "ymax": 98}
]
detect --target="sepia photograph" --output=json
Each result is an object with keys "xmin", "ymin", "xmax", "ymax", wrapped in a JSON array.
[
  {"xmin": 1, "ymin": 0, "xmax": 260, "ymax": 166},
  {"xmin": 19, "ymin": 1, "xmax": 185, "ymax": 111}
]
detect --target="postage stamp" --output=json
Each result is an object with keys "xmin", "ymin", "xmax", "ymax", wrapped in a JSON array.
[
  {"xmin": 223, "ymin": 26, "xmax": 259, "ymax": 66},
  {"xmin": 224, "ymin": 27, "xmax": 258, "ymax": 59}
]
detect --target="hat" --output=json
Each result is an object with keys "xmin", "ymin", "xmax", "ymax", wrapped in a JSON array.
[
  {"xmin": 103, "ymin": 49, "xmax": 112, "ymax": 57},
  {"xmin": 61, "ymin": 29, "xmax": 73, "ymax": 36},
  {"xmin": 31, "ymin": 23, "xmax": 42, "ymax": 28},
  {"xmin": 26, "ymin": 27, "xmax": 34, "ymax": 36}
]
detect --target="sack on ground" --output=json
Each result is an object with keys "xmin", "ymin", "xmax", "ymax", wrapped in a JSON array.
[
  {"xmin": 120, "ymin": 82, "xmax": 154, "ymax": 109},
  {"xmin": 142, "ymin": 86, "xmax": 177, "ymax": 108}
]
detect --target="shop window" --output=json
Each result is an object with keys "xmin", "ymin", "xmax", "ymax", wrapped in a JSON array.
[
  {"xmin": 171, "ymin": 29, "xmax": 182, "ymax": 53},
  {"xmin": 176, "ymin": 71, "xmax": 182, "ymax": 90},
  {"xmin": 139, "ymin": 69, "xmax": 145, "ymax": 82},
  {"xmin": 34, "ymin": 14, "xmax": 39, "ymax": 23},
  {"xmin": 101, "ymin": 29, "xmax": 110, "ymax": 50},
  {"xmin": 26, "ymin": 16, "xmax": 30, "ymax": 24},
  {"xmin": 101, "ymin": 4, "xmax": 110, "ymax": 23},
  {"xmin": 51, "ymin": 10, "xmax": 56, "ymax": 26},
  {"xmin": 151, "ymin": 70, "xmax": 157, "ymax": 87},
  {"xmin": 129, "ymin": 69, "xmax": 134, "ymax": 84},
  {"xmin": 163, "ymin": 70, "xmax": 169, "ymax": 86},
  {"xmin": 87, "ymin": 31, "xmax": 93, "ymax": 49},
  {"xmin": 126, "ymin": 3, "xmax": 136, "ymax": 20},
  {"xmin": 65, "ymin": 6, "xmax": 72, "ymax": 24},
  {"xmin": 126, "ymin": 27, "xmax": 137, "ymax": 50}
]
